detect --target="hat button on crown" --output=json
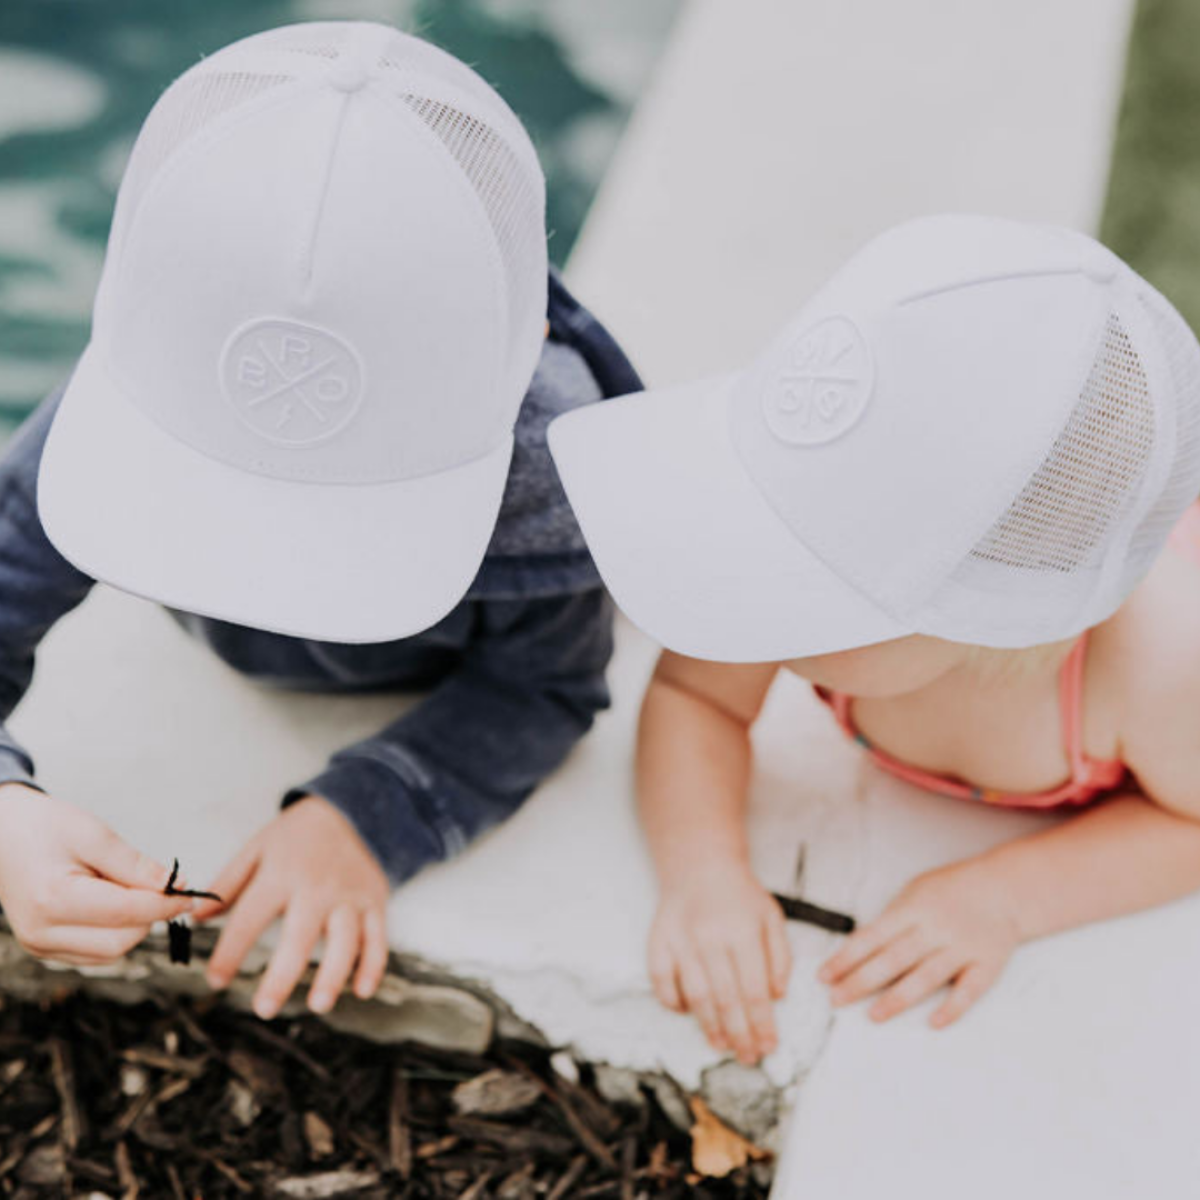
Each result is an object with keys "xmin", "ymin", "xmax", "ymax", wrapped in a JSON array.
[
  {"xmin": 1083, "ymin": 255, "xmax": 1117, "ymax": 285},
  {"xmin": 329, "ymin": 60, "xmax": 370, "ymax": 93}
]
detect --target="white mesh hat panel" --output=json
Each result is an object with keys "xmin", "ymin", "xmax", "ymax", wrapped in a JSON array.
[
  {"xmin": 105, "ymin": 24, "xmax": 368, "ymax": 267},
  {"xmin": 911, "ymin": 283, "xmax": 1200, "ymax": 646},
  {"xmin": 375, "ymin": 30, "xmax": 547, "ymax": 417},
  {"xmin": 113, "ymin": 72, "xmax": 295, "ymax": 228},
  {"xmin": 90, "ymin": 21, "xmax": 548, "ymax": 486},
  {"xmin": 727, "ymin": 217, "xmax": 1200, "ymax": 652},
  {"xmin": 42, "ymin": 20, "xmax": 549, "ymax": 643},
  {"xmin": 1126, "ymin": 286, "xmax": 1200, "ymax": 571}
]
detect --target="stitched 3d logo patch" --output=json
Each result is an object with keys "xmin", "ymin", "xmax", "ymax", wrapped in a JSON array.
[
  {"xmin": 220, "ymin": 319, "xmax": 363, "ymax": 448},
  {"xmin": 761, "ymin": 316, "xmax": 873, "ymax": 445}
]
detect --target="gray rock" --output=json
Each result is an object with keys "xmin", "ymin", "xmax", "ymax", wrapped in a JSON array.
[
  {"xmin": 592, "ymin": 1063, "xmax": 645, "ymax": 1110},
  {"xmin": 701, "ymin": 1060, "xmax": 781, "ymax": 1145}
]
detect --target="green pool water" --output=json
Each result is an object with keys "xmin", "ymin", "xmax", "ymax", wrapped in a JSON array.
[{"xmin": 0, "ymin": 0, "xmax": 681, "ymax": 426}]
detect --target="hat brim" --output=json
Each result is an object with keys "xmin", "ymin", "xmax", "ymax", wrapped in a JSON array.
[
  {"xmin": 38, "ymin": 344, "xmax": 510, "ymax": 644},
  {"xmin": 548, "ymin": 375, "xmax": 910, "ymax": 662}
]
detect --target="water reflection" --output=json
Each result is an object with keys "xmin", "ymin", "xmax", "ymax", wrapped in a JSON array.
[{"xmin": 0, "ymin": 0, "xmax": 679, "ymax": 422}]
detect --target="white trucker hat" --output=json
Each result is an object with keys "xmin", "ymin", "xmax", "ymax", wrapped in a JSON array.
[
  {"xmin": 38, "ymin": 22, "xmax": 547, "ymax": 642},
  {"xmin": 550, "ymin": 215, "xmax": 1200, "ymax": 662}
]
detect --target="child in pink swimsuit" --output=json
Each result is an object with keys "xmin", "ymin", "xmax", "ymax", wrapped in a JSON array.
[{"xmin": 549, "ymin": 215, "xmax": 1200, "ymax": 1065}]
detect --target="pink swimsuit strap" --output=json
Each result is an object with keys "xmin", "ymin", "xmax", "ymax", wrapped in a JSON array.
[{"xmin": 816, "ymin": 631, "xmax": 1126, "ymax": 809}]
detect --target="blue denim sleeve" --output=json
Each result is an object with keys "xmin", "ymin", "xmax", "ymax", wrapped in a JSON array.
[
  {"xmin": 0, "ymin": 386, "xmax": 96, "ymax": 788},
  {"xmin": 283, "ymin": 588, "xmax": 615, "ymax": 886}
]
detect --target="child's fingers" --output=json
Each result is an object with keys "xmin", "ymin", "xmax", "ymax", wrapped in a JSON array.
[
  {"xmin": 699, "ymin": 946, "xmax": 756, "ymax": 1064},
  {"xmin": 206, "ymin": 878, "xmax": 280, "ymax": 990},
  {"xmin": 76, "ymin": 824, "xmax": 173, "ymax": 893},
  {"xmin": 648, "ymin": 939, "xmax": 685, "ymax": 1012},
  {"xmin": 830, "ymin": 927, "xmax": 928, "ymax": 1006},
  {"xmin": 32, "ymin": 923, "xmax": 150, "ymax": 963},
  {"xmin": 307, "ymin": 906, "xmax": 361, "ymax": 1014},
  {"xmin": 252, "ymin": 901, "xmax": 324, "ymax": 1020},
  {"xmin": 763, "ymin": 910, "xmax": 792, "ymax": 999},
  {"xmin": 818, "ymin": 914, "xmax": 906, "ymax": 985},
  {"xmin": 193, "ymin": 841, "xmax": 260, "ymax": 922},
  {"xmin": 733, "ymin": 942, "xmax": 778, "ymax": 1057},
  {"xmin": 59, "ymin": 876, "xmax": 193, "ymax": 927},
  {"xmin": 930, "ymin": 960, "xmax": 999, "ymax": 1029},
  {"xmin": 676, "ymin": 953, "xmax": 726, "ymax": 1050},
  {"xmin": 868, "ymin": 949, "xmax": 958, "ymax": 1023},
  {"xmin": 353, "ymin": 908, "xmax": 389, "ymax": 1000}
]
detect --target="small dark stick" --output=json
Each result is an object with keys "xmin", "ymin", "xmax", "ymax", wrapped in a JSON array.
[
  {"xmin": 163, "ymin": 857, "xmax": 223, "ymax": 903},
  {"xmin": 163, "ymin": 858, "xmax": 223, "ymax": 966},
  {"xmin": 166, "ymin": 919, "xmax": 192, "ymax": 965},
  {"xmin": 770, "ymin": 892, "xmax": 856, "ymax": 935}
]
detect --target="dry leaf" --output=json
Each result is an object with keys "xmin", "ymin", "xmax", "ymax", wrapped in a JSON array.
[{"xmin": 688, "ymin": 1096, "xmax": 770, "ymax": 1178}]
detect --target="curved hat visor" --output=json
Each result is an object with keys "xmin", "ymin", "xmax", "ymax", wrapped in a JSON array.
[
  {"xmin": 38, "ymin": 345, "xmax": 510, "ymax": 644},
  {"xmin": 548, "ymin": 375, "xmax": 910, "ymax": 662}
]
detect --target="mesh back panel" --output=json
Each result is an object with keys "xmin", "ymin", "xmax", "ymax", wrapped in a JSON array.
[
  {"xmin": 921, "ymin": 291, "xmax": 1200, "ymax": 644},
  {"xmin": 105, "ymin": 23, "xmax": 546, "ymax": 406},
  {"xmin": 376, "ymin": 32, "xmax": 545, "ymax": 396},
  {"xmin": 119, "ymin": 72, "xmax": 294, "ymax": 214},
  {"xmin": 960, "ymin": 313, "xmax": 1154, "ymax": 578},
  {"xmin": 1127, "ymin": 289, "xmax": 1200, "ymax": 570}
]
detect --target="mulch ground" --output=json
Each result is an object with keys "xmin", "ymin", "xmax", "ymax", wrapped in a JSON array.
[{"xmin": 0, "ymin": 989, "xmax": 770, "ymax": 1199}]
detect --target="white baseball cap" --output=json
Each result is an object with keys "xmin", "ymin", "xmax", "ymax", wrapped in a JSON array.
[
  {"xmin": 549, "ymin": 215, "xmax": 1200, "ymax": 662},
  {"xmin": 38, "ymin": 21, "xmax": 547, "ymax": 642}
]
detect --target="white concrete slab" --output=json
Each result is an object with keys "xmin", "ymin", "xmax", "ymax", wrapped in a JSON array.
[
  {"xmin": 770, "ymin": 779, "xmax": 1200, "ymax": 1198},
  {"xmin": 569, "ymin": 0, "xmax": 1135, "ymax": 387}
]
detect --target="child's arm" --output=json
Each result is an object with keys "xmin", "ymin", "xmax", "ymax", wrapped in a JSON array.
[
  {"xmin": 821, "ymin": 794, "xmax": 1200, "ymax": 1028},
  {"xmin": 638, "ymin": 651, "xmax": 788, "ymax": 1064},
  {"xmin": 0, "ymin": 387, "xmax": 189, "ymax": 961},
  {"xmin": 199, "ymin": 589, "xmax": 616, "ymax": 1019},
  {"xmin": 822, "ymin": 637, "xmax": 1200, "ymax": 1029}
]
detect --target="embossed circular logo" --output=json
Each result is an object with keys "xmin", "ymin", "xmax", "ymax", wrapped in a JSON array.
[
  {"xmin": 761, "ymin": 316, "xmax": 873, "ymax": 445},
  {"xmin": 220, "ymin": 319, "xmax": 363, "ymax": 447}
]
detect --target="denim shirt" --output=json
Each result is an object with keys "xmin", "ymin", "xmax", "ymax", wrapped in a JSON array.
[{"xmin": 0, "ymin": 272, "xmax": 641, "ymax": 885}]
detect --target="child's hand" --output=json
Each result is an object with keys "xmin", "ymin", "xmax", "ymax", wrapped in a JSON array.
[
  {"xmin": 0, "ymin": 784, "xmax": 192, "ymax": 964},
  {"xmin": 818, "ymin": 859, "xmax": 1020, "ymax": 1028},
  {"xmin": 648, "ymin": 865, "xmax": 791, "ymax": 1065},
  {"xmin": 196, "ymin": 796, "xmax": 389, "ymax": 1019}
]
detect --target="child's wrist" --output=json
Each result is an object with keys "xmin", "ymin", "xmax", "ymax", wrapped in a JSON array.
[
  {"xmin": 656, "ymin": 847, "xmax": 752, "ymax": 893},
  {"xmin": 973, "ymin": 848, "xmax": 1036, "ymax": 942}
]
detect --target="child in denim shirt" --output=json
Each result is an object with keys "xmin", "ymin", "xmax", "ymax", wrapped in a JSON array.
[{"xmin": 0, "ymin": 23, "xmax": 639, "ymax": 1021}]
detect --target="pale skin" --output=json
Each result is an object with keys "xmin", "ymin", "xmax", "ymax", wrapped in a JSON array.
[
  {"xmin": 640, "ymin": 543, "xmax": 1200, "ymax": 1064},
  {"xmin": 0, "ymin": 785, "xmax": 388, "ymax": 1018}
]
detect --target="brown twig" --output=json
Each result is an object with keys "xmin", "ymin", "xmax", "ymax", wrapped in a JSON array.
[
  {"xmin": 49, "ymin": 1038, "xmax": 85, "ymax": 1150},
  {"xmin": 388, "ymin": 1066, "xmax": 413, "ymax": 1179}
]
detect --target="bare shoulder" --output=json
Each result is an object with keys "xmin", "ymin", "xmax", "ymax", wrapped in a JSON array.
[{"xmin": 1098, "ymin": 548, "xmax": 1200, "ymax": 811}]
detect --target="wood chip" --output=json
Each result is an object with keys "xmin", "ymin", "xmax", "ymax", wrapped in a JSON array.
[
  {"xmin": 272, "ymin": 1168, "xmax": 382, "ymax": 1198},
  {"xmin": 115, "ymin": 1139, "xmax": 139, "ymax": 1200},
  {"xmin": 452, "ymin": 1068, "xmax": 542, "ymax": 1117},
  {"xmin": 16, "ymin": 1142, "xmax": 64, "ymax": 1186},
  {"xmin": 49, "ymin": 1037, "xmax": 85, "ymax": 1150},
  {"xmin": 387, "ymin": 1066, "xmax": 412, "ymax": 1178},
  {"xmin": 302, "ymin": 1111, "xmax": 335, "ymax": 1160},
  {"xmin": 547, "ymin": 1153, "xmax": 589, "ymax": 1200},
  {"xmin": 0, "ymin": 970, "xmax": 771, "ymax": 1198}
]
